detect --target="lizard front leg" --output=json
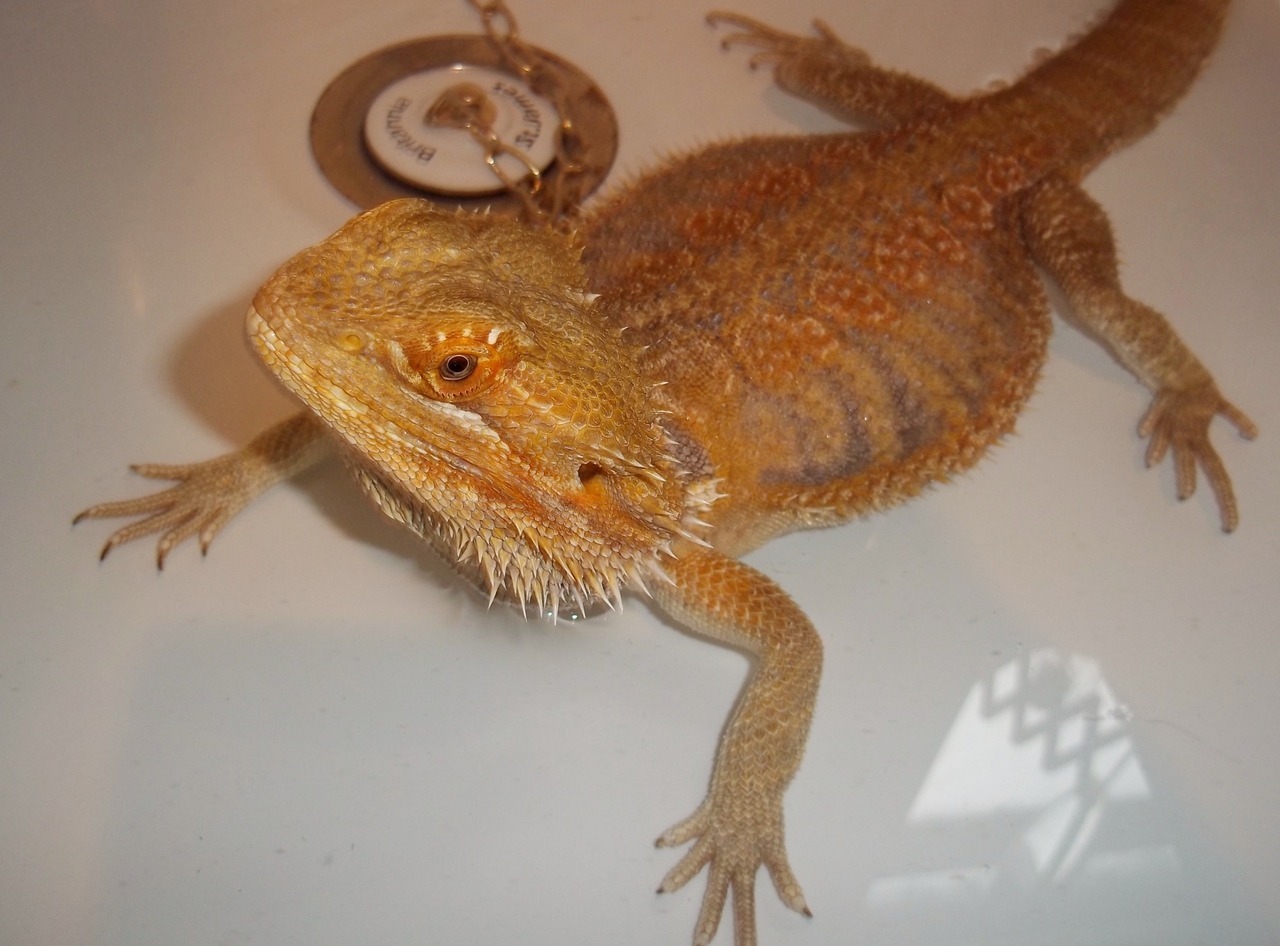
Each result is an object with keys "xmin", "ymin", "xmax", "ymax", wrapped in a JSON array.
[
  {"xmin": 651, "ymin": 544, "xmax": 822, "ymax": 946},
  {"xmin": 1019, "ymin": 174, "xmax": 1257, "ymax": 531},
  {"xmin": 75, "ymin": 410, "xmax": 332, "ymax": 566},
  {"xmin": 708, "ymin": 11, "xmax": 955, "ymax": 127}
]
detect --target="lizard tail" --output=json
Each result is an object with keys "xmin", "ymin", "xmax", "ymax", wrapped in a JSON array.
[{"xmin": 995, "ymin": 0, "xmax": 1230, "ymax": 176}]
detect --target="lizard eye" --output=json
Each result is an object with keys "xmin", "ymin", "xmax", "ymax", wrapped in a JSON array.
[
  {"xmin": 335, "ymin": 329, "xmax": 367, "ymax": 353},
  {"xmin": 440, "ymin": 353, "xmax": 478, "ymax": 381},
  {"xmin": 398, "ymin": 328, "xmax": 505, "ymax": 400}
]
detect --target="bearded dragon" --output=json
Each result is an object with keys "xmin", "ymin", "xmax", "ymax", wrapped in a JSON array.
[{"xmin": 76, "ymin": 0, "xmax": 1255, "ymax": 943}]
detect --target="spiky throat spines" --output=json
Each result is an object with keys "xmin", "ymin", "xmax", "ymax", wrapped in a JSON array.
[{"xmin": 344, "ymin": 442, "xmax": 720, "ymax": 621}]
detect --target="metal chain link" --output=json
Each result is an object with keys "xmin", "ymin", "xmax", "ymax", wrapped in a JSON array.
[
  {"xmin": 465, "ymin": 0, "xmax": 591, "ymax": 225},
  {"xmin": 424, "ymin": 81, "xmax": 547, "ymax": 199}
]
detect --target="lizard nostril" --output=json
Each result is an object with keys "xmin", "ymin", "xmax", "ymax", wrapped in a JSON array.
[{"xmin": 578, "ymin": 462, "xmax": 603, "ymax": 485}]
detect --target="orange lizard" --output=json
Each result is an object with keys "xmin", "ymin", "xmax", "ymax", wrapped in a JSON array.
[{"xmin": 76, "ymin": 1, "xmax": 1255, "ymax": 943}]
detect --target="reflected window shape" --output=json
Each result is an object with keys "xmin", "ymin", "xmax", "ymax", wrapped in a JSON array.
[{"xmin": 868, "ymin": 648, "xmax": 1181, "ymax": 920}]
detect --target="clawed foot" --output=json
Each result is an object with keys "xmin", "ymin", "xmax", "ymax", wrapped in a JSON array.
[
  {"xmin": 657, "ymin": 793, "xmax": 810, "ymax": 946},
  {"xmin": 76, "ymin": 412, "xmax": 328, "ymax": 567},
  {"xmin": 707, "ymin": 11, "xmax": 869, "ymax": 72},
  {"xmin": 1139, "ymin": 382, "xmax": 1257, "ymax": 532},
  {"xmin": 74, "ymin": 455, "xmax": 261, "ymax": 568}
]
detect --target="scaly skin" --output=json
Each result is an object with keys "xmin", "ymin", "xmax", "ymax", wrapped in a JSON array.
[{"xmin": 76, "ymin": 1, "xmax": 1255, "ymax": 943}]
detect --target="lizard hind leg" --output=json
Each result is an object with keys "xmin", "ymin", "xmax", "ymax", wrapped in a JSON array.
[
  {"xmin": 707, "ymin": 11, "xmax": 955, "ymax": 127},
  {"xmin": 1019, "ymin": 174, "xmax": 1257, "ymax": 531}
]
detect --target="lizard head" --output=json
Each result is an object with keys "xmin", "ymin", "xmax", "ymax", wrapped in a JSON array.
[{"xmin": 247, "ymin": 199, "xmax": 708, "ymax": 617}]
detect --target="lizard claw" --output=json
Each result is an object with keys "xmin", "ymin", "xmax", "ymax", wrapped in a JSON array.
[
  {"xmin": 1138, "ymin": 382, "xmax": 1257, "ymax": 532},
  {"xmin": 74, "ymin": 456, "xmax": 259, "ymax": 568},
  {"xmin": 707, "ymin": 11, "xmax": 868, "ymax": 71},
  {"xmin": 656, "ymin": 793, "xmax": 810, "ymax": 946},
  {"xmin": 75, "ymin": 412, "xmax": 328, "ymax": 568}
]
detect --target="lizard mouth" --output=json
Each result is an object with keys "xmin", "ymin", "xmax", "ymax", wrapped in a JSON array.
[{"xmin": 246, "ymin": 301, "xmax": 515, "ymax": 489}]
